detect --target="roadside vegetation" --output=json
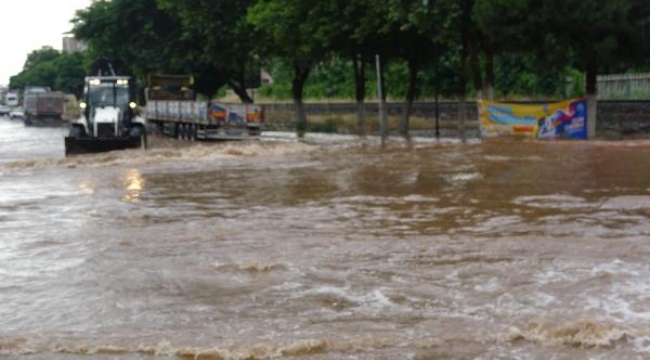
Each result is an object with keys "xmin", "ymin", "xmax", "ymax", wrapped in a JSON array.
[{"xmin": 8, "ymin": 0, "xmax": 650, "ymax": 136}]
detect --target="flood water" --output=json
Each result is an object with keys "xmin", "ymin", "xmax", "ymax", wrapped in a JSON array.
[{"xmin": 2, "ymin": 115, "xmax": 650, "ymax": 359}]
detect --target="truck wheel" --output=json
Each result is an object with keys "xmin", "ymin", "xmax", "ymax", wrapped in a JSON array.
[{"xmin": 189, "ymin": 124, "xmax": 196, "ymax": 141}]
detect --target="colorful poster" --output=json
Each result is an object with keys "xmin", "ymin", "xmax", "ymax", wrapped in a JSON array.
[
  {"xmin": 210, "ymin": 103, "xmax": 227, "ymax": 119},
  {"xmin": 479, "ymin": 98, "xmax": 587, "ymax": 140}
]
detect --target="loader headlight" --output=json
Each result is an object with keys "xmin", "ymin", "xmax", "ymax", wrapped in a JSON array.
[
  {"xmin": 129, "ymin": 102, "xmax": 137, "ymax": 109},
  {"xmin": 79, "ymin": 102, "xmax": 87, "ymax": 109}
]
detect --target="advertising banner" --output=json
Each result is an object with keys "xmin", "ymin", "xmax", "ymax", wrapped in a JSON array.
[{"xmin": 479, "ymin": 98, "xmax": 587, "ymax": 140}]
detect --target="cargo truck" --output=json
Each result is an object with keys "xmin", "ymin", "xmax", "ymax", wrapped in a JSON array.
[
  {"xmin": 23, "ymin": 86, "xmax": 66, "ymax": 126},
  {"xmin": 145, "ymin": 74, "xmax": 263, "ymax": 140}
]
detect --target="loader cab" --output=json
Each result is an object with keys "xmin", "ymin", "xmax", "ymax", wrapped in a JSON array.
[
  {"xmin": 65, "ymin": 63, "xmax": 148, "ymax": 156},
  {"xmin": 80, "ymin": 76, "xmax": 138, "ymax": 129}
]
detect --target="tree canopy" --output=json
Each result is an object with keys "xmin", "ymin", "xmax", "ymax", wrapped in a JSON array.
[
  {"xmin": 8, "ymin": 0, "xmax": 650, "ymax": 136},
  {"xmin": 10, "ymin": 47, "xmax": 86, "ymax": 95},
  {"xmin": 475, "ymin": 0, "xmax": 650, "ymax": 89}
]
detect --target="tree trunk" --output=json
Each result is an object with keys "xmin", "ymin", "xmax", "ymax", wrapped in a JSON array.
[
  {"xmin": 459, "ymin": 92, "xmax": 467, "ymax": 143},
  {"xmin": 459, "ymin": 46, "xmax": 469, "ymax": 143},
  {"xmin": 586, "ymin": 64, "xmax": 598, "ymax": 139},
  {"xmin": 398, "ymin": 59, "xmax": 418, "ymax": 139},
  {"xmin": 485, "ymin": 46, "xmax": 495, "ymax": 100},
  {"xmin": 469, "ymin": 42, "xmax": 483, "ymax": 101},
  {"xmin": 459, "ymin": 0, "xmax": 470, "ymax": 142},
  {"xmin": 356, "ymin": 102, "xmax": 365, "ymax": 137},
  {"xmin": 353, "ymin": 55, "xmax": 366, "ymax": 136},
  {"xmin": 435, "ymin": 91, "xmax": 440, "ymax": 139},
  {"xmin": 292, "ymin": 63, "xmax": 311, "ymax": 138},
  {"xmin": 228, "ymin": 80, "xmax": 253, "ymax": 104}
]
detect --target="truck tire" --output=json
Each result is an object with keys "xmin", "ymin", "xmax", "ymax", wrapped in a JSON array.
[
  {"xmin": 175, "ymin": 124, "xmax": 182, "ymax": 140},
  {"xmin": 188, "ymin": 124, "xmax": 196, "ymax": 141}
]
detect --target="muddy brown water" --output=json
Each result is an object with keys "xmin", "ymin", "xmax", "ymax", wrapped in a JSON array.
[{"xmin": 2, "ymin": 117, "xmax": 650, "ymax": 359}]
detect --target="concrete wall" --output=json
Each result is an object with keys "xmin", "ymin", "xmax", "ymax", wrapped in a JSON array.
[
  {"xmin": 262, "ymin": 100, "xmax": 650, "ymax": 139},
  {"xmin": 596, "ymin": 101, "xmax": 650, "ymax": 139}
]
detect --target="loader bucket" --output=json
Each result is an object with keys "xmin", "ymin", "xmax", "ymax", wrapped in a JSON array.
[{"xmin": 64, "ymin": 136, "xmax": 144, "ymax": 156}]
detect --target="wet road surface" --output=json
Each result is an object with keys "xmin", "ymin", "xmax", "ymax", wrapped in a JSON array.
[{"xmin": 2, "ymin": 116, "xmax": 650, "ymax": 359}]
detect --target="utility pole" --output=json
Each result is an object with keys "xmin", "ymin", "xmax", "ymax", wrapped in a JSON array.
[{"xmin": 376, "ymin": 55, "xmax": 387, "ymax": 145}]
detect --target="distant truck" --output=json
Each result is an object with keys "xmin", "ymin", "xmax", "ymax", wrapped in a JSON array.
[
  {"xmin": 23, "ymin": 86, "xmax": 66, "ymax": 126},
  {"xmin": 145, "ymin": 74, "xmax": 263, "ymax": 140},
  {"xmin": 5, "ymin": 91, "xmax": 19, "ymax": 107}
]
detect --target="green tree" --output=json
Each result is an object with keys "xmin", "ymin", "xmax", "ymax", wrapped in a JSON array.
[
  {"xmin": 9, "ymin": 47, "xmax": 86, "ymax": 96},
  {"xmin": 54, "ymin": 52, "xmax": 87, "ymax": 95},
  {"xmin": 475, "ymin": 0, "xmax": 650, "ymax": 138},
  {"xmin": 248, "ymin": 0, "xmax": 330, "ymax": 136},
  {"xmin": 322, "ymin": 0, "xmax": 378, "ymax": 135},
  {"xmin": 22, "ymin": 47, "xmax": 60, "ymax": 71},
  {"xmin": 158, "ymin": 0, "xmax": 260, "ymax": 103},
  {"xmin": 72, "ymin": 0, "xmax": 226, "ymax": 96},
  {"xmin": 383, "ymin": 0, "xmax": 459, "ymax": 137}
]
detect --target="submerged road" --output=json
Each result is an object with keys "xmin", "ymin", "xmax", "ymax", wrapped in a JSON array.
[{"xmin": 2, "ymin": 115, "xmax": 650, "ymax": 359}]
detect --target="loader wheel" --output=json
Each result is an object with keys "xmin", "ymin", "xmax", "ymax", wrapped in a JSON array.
[
  {"xmin": 69, "ymin": 125, "xmax": 86, "ymax": 138},
  {"xmin": 129, "ymin": 125, "xmax": 147, "ymax": 150}
]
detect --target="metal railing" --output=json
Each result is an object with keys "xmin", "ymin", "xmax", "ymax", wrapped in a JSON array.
[{"xmin": 597, "ymin": 73, "xmax": 650, "ymax": 100}]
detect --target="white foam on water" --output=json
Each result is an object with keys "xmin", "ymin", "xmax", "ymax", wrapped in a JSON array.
[
  {"xmin": 442, "ymin": 172, "xmax": 484, "ymax": 186},
  {"xmin": 531, "ymin": 292, "xmax": 557, "ymax": 307},
  {"xmin": 0, "ymin": 337, "xmax": 332, "ymax": 359},
  {"xmin": 585, "ymin": 280, "xmax": 650, "ymax": 324},
  {"xmin": 262, "ymin": 131, "xmax": 483, "ymax": 146},
  {"xmin": 589, "ymin": 259, "xmax": 639, "ymax": 277},
  {"xmin": 298, "ymin": 285, "xmax": 398, "ymax": 314},
  {"xmin": 474, "ymin": 277, "xmax": 501, "ymax": 293},
  {"xmin": 533, "ymin": 268, "xmax": 574, "ymax": 285},
  {"xmin": 0, "ymin": 141, "xmax": 317, "ymax": 172},
  {"xmin": 470, "ymin": 215, "xmax": 524, "ymax": 233},
  {"xmin": 631, "ymin": 336, "xmax": 650, "ymax": 354},
  {"xmin": 599, "ymin": 195, "xmax": 650, "ymax": 210},
  {"xmin": 484, "ymin": 155, "xmax": 513, "ymax": 162},
  {"xmin": 503, "ymin": 320, "xmax": 629, "ymax": 349},
  {"xmin": 512, "ymin": 194, "xmax": 591, "ymax": 209},
  {"xmin": 340, "ymin": 194, "xmax": 440, "ymax": 204}
]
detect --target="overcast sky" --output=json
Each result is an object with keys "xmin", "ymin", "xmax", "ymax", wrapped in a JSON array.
[{"xmin": 0, "ymin": 0, "xmax": 91, "ymax": 87}]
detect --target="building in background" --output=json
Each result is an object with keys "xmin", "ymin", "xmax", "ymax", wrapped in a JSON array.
[
  {"xmin": 261, "ymin": 69, "xmax": 274, "ymax": 85},
  {"xmin": 62, "ymin": 36, "xmax": 87, "ymax": 53}
]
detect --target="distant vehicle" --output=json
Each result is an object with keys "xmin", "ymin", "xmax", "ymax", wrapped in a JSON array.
[
  {"xmin": 5, "ymin": 92, "xmax": 19, "ymax": 107},
  {"xmin": 23, "ymin": 86, "xmax": 66, "ymax": 127},
  {"xmin": 145, "ymin": 74, "xmax": 263, "ymax": 141},
  {"xmin": 9, "ymin": 107, "xmax": 25, "ymax": 120},
  {"xmin": 0, "ymin": 104, "xmax": 10, "ymax": 116}
]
